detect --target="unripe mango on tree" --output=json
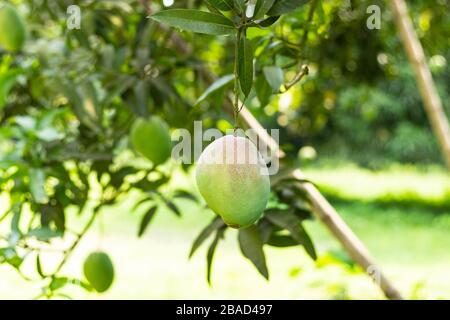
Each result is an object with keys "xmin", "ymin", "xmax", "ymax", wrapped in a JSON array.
[
  {"xmin": 0, "ymin": 3, "xmax": 27, "ymax": 52},
  {"xmin": 196, "ymin": 135, "xmax": 270, "ymax": 228},
  {"xmin": 83, "ymin": 251, "xmax": 114, "ymax": 293},
  {"xmin": 130, "ymin": 117, "xmax": 172, "ymax": 166}
]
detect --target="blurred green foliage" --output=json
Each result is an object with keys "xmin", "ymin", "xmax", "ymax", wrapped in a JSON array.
[{"xmin": 276, "ymin": 0, "xmax": 450, "ymax": 166}]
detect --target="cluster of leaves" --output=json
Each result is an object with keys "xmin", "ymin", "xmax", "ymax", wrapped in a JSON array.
[
  {"xmin": 189, "ymin": 175, "xmax": 317, "ymax": 282},
  {"xmin": 0, "ymin": 0, "xmax": 197, "ymax": 297},
  {"xmin": 0, "ymin": 0, "xmax": 324, "ymax": 297},
  {"xmin": 151, "ymin": 0, "xmax": 312, "ymax": 104}
]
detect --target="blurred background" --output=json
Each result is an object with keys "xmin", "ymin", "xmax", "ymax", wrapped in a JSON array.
[{"xmin": 0, "ymin": 0, "xmax": 449, "ymax": 299}]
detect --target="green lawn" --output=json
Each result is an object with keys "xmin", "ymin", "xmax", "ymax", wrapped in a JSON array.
[{"xmin": 1, "ymin": 163, "xmax": 450, "ymax": 299}]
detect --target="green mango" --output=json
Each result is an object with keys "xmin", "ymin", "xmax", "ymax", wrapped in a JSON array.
[
  {"xmin": 83, "ymin": 251, "xmax": 114, "ymax": 293},
  {"xmin": 0, "ymin": 3, "xmax": 27, "ymax": 52},
  {"xmin": 196, "ymin": 135, "xmax": 270, "ymax": 228},
  {"xmin": 130, "ymin": 117, "xmax": 172, "ymax": 166}
]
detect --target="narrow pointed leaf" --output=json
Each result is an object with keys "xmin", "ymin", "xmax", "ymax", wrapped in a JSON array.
[
  {"xmin": 238, "ymin": 36, "xmax": 254, "ymax": 97},
  {"xmin": 132, "ymin": 197, "xmax": 153, "ymax": 212},
  {"xmin": 265, "ymin": 209, "xmax": 317, "ymax": 260},
  {"xmin": 263, "ymin": 66, "xmax": 284, "ymax": 92},
  {"xmin": 206, "ymin": 228, "xmax": 225, "ymax": 284},
  {"xmin": 165, "ymin": 201, "xmax": 181, "ymax": 217},
  {"xmin": 255, "ymin": 74, "xmax": 272, "ymax": 106},
  {"xmin": 298, "ymin": 223, "xmax": 317, "ymax": 260},
  {"xmin": 150, "ymin": 9, "xmax": 235, "ymax": 36},
  {"xmin": 36, "ymin": 254, "xmax": 45, "ymax": 278},
  {"xmin": 173, "ymin": 190, "xmax": 197, "ymax": 202},
  {"xmin": 138, "ymin": 206, "xmax": 157, "ymax": 237},
  {"xmin": 190, "ymin": 216, "xmax": 225, "ymax": 258},
  {"xmin": 29, "ymin": 168, "xmax": 48, "ymax": 204},
  {"xmin": 195, "ymin": 74, "xmax": 234, "ymax": 105},
  {"xmin": 257, "ymin": 15, "xmax": 280, "ymax": 27},
  {"xmin": 238, "ymin": 226, "xmax": 269, "ymax": 279},
  {"xmin": 254, "ymin": 0, "xmax": 277, "ymax": 18}
]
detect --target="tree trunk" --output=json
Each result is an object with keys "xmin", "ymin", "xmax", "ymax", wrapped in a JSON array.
[{"xmin": 390, "ymin": 0, "xmax": 450, "ymax": 169}]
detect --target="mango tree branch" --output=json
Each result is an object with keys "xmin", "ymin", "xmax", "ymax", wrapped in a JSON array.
[
  {"xmin": 278, "ymin": 64, "xmax": 309, "ymax": 93},
  {"xmin": 50, "ymin": 205, "xmax": 100, "ymax": 278}
]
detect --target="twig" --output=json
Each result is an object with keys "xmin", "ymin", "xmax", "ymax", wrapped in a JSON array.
[
  {"xmin": 278, "ymin": 64, "xmax": 309, "ymax": 93},
  {"xmin": 50, "ymin": 205, "xmax": 100, "ymax": 277}
]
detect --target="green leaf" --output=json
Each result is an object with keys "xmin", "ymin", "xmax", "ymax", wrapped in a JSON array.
[
  {"xmin": 36, "ymin": 127, "xmax": 64, "ymax": 142},
  {"xmin": 138, "ymin": 206, "xmax": 157, "ymax": 237},
  {"xmin": 173, "ymin": 190, "xmax": 197, "ymax": 202},
  {"xmin": 27, "ymin": 228, "xmax": 63, "ymax": 241},
  {"xmin": 266, "ymin": 234, "xmax": 298, "ymax": 247},
  {"xmin": 206, "ymin": 227, "xmax": 225, "ymax": 284},
  {"xmin": 15, "ymin": 116, "xmax": 36, "ymax": 132},
  {"xmin": 1, "ymin": 248, "xmax": 22, "ymax": 268},
  {"xmin": 205, "ymin": 0, "xmax": 234, "ymax": 11},
  {"xmin": 70, "ymin": 279, "xmax": 94, "ymax": 292},
  {"xmin": 263, "ymin": 66, "xmax": 284, "ymax": 92},
  {"xmin": 257, "ymin": 15, "xmax": 280, "ymax": 27},
  {"xmin": 238, "ymin": 226, "xmax": 269, "ymax": 279},
  {"xmin": 233, "ymin": 0, "xmax": 246, "ymax": 13},
  {"xmin": 255, "ymin": 73, "xmax": 272, "ymax": 106},
  {"xmin": 195, "ymin": 74, "xmax": 234, "ymax": 105},
  {"xmin": 36, "ymin": 254, "xmax": 45, "ymax": 278},
  {"xmin": 267, "ymin": 0, "xmax": 310, "ymax": 16},
  {"xmin": 10, "ymin": 206, "xmax": 21, "ymax": 234},
  {"xmin": 103, "ymin": 75, "xmax": 136, "ymax": 107},
  {"xmin": 265, "ymin": 209, "xmax": 317, "ymax": 260},
  {"xmin": 132, "ymin": 197, "xmax": 153, "ymax": 212},
  {"xmin": 0, "ymin": 69, "xmax": 20, "ymax": 109},
  {"xmin": 57, "ymin": 80, "xmax": 98, "ymax": 132},
  {"xmin": 37, "ymin": 108, "xmax": 68, "ymax": 130},
  {"xmin": 190, "ymin": 216, "xmax": 225, "ymax": 258},
  {"xmin": 49, "ymin": 277, "xmax": 69, "ymax": 291},
  {"xmin": 256, "ymin": 219, "xmax": 274, "ymax": 243},
  {"xmin": 79, "ymin": 81, "xmax": 101, "ymax": 122},
  {"xmin": 165, "ymin": 200, "xmax": 181, "ymax": 217},
  {"xmin": 238, "ymin": 36, "xmax": 254, "ymax": 97},
  {"xmin": 29, "ymin": 168, "xmax": 48, "ymax": 204},
  {"xmin": 254, "ymin": 0, "xmax": 277, "ymax": 18},
  {"xmin": 150, "ymin": 9, "xmax": 235, "ymax": 36}
]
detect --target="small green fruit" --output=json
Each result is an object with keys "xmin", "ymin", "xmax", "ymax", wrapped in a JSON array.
[
  {"xmin": 0, "ymin": 3, "xmax": 27, "ymax": 52},
  {"xmin": 130, "ymin": 117, "xmax": 172, "ymax": 166},
  {"xmin": 196, "ymin": 135, "xmax": 270, "ymax": 228},
  {"xmin": 83, "ymin": 251, "xmax": 114, "ymax": 293}
]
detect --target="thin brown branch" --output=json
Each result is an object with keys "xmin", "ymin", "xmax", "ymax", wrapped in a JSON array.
[{"xmin": 279, "ymin": 64, "xmax": 309, "ymax": 93}]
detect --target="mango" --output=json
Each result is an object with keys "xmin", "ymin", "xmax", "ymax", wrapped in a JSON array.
[
  {"xmin": 196, "ymin": 135, "xmax": 270, "ymax": 228},
  {"xmin": 83, "ymin": 251, "xmax": 114, "ymax": 293},
  {"xmin": 130, "ymin": 117, "xmax": 172, "ymax": 166},
  {"xmin": 0, "ymin": 3, "xmax": 26, "ymax": 52}
]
